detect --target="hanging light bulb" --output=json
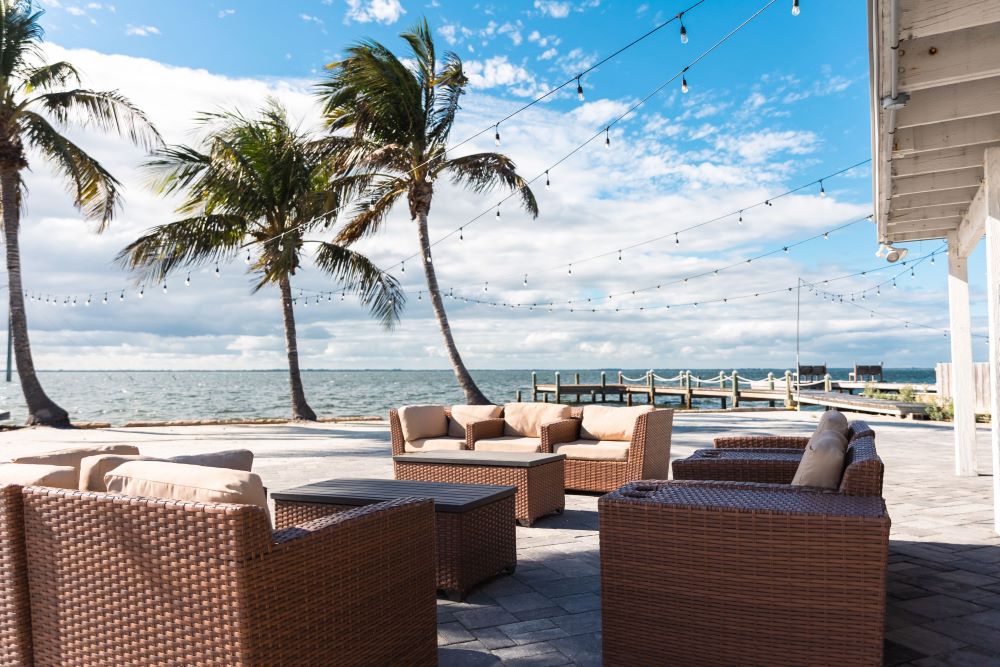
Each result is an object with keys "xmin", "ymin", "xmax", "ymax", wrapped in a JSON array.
[
  {"xmin": 494, "ymin": 124, "xmax": 500, "ymax": 146},
  {"xmin": 823, "ymin": 232, "xmax": 829, "ymax": 240},
  {"xmin": 245, "ymin": 250, "xmax": 251, "ymax": 265},
  {"xmin": 819, "ymin": 179, "xmax": 826, "ymax": 198},
  {"xmin": 340, "ymin": 292, "xmax": 345, "ymax": 301},
  {"xmin": 576, "ymin": 76, "xmax": 584, "ymax": 101},
  {"xmin": 119, "ymin": 290, "xmax": 125, "ymax": 302},
  {"xmin": 86, "ymin": 295, "xmax": 93, "ymax": 306},
  {"xmin": 930, "ymin": 255, "xmax": 936, "ymax": 265},
  {"xmin": 618, "ymin": 249, "xmax": 622, "ymax": 261},
  {"xmin": 496, "ymin": 204, "xmax": 501, "ymax": 219},
  {"xmin": 214, "ymin": 265, "xmax": 220, "ymax": 278},
  {"xmin": 418, "ymin": 291, "xmax": 422, "ymax": 301},
  {"xmin": 675, "ymin": 233, "xmax": 680, "ymax": 245},
  {"xmin": 102, "ymin": 293, "xmax": 108, "ymax": 305},
  {"xmin": 679, "ymin": 14, "xmax": 688, "ymax": 43},
  {"xmin": 401, "ymin": 261, "xmax": 405, "ymax": 273},
  {"xmin": 459, "ymin": 227, "xmax": 464, "ymax": 241},
  {"xmin": 72, "ymin": 297, "xmax": 77, "ymax": 307},
  {"xmin": 783, "ymin": 246, "xmax": 789, "ymax": 253},
  {"xmin": 545, "ymin": 170, "xmax": 550, "ymax": 190},
  {"xmin": 568, "ymin": 264, "xmax": 573, "ymax": 275},
  {"xmin": 138, "ymin": 286, "xmax": 145, "ymax": 299},
  {"xmin": 162, "ymin": 283, "xmax": 168, "ymax": 294},
  {"xmin": 523, "ymin": 274, "xmax": 528, "ymax": 286},
  {"xmin": 484, "ymin": 282, "xmax": 488, "ymax": 292},
  {"xmin": 681, "ymin": 71, "xmax": 689, "ymax": 94},
  {"xmin": 792, "ymin": 0, "xmax": 800, "ymax": 16},
  {"xmin": 604, "ymin": 127, "xmax": 610, "ymax": 149},
  {"xmin": 185, "ymin": 274, "xmax": 191, "ymax": 287}
]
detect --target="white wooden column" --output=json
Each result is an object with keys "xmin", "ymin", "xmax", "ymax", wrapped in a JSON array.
[
  {"xmin": 947, "ymin": 232, "xmax": 978, "ymax": 476},
  {"xmin": 984, "ymin": 146, "xmax": 1000, "ymax": 534}
]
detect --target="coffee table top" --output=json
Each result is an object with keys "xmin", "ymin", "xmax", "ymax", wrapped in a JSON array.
[
  {"xmin": 271, "ymin": 478, "xmax": 516, "ymax": 513},
  {"xmin": 393, "ymin": 451, "xmax": 565, "ymax": 467}
]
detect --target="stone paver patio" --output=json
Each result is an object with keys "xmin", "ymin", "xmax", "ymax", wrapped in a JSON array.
[{"xmin": 3, "ymin": 410, "xmax": 998, "ymax": 665}]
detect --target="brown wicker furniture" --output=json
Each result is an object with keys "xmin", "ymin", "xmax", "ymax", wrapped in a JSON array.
[
  {"xmin": 600, "ymin": 480, "xmax": 890, "ymax": 666},
  {"xmin": 540, "ymin": 408, "xmax": 673, "ymax": 493},
  {"xmin": 273, "ymin": 478, "xmax": 517, "ymax": 600},
  {"xmin": 389, "ymin": 407, "xmax": 468, "ymax": 454},
  {"xmin": 22, "ymin": 486, "xmax": 438, "ymax": 667},
  {"xmin": 671, "ymin": 448, "xmax": 803, "ymax": 484},
  {"xmin": 393, "ymin": 451, "xmax": 565, "ymax": 526},
  {"xmin": 692, "ymin": 420, "xmax": 884, "ymax": 496},
  {"xmin": 0, "ymin": 485, "xmax": 31, "ymax": 666}
]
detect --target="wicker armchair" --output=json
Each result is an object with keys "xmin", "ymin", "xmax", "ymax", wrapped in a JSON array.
[
  {"xmin": 540, "ymin": 408, "xmax": 673, "ymax": 492},
  {"xmin": 600, "ymin": 480, "xmax": 890, "ymax": 666},
  {"xmin": 676, "ymin": 421, "xmax": 884, "ymax": 496},
  {"xmin": 22, "ymin": 488, "xmax": 438, "ymax": 667},
  {"xmin": 0, "ymin": 485, "xmax": 31, "ymax": 666},
  {"xmin": 389, "ymin": 407, "xmax": 469, "ymax": 455}
]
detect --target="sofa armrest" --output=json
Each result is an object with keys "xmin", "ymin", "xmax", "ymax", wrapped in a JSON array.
[
  {"xmin": 467, "ymin": 418, "xmax": 505, "ymax": 446},
  {"xmin": 713, "ymin": 435, "xmax": 809, "ymax": 450},
  {"xmin": 389, "ymin": 409, "xmax": 407, "ymax": 456},
  {"xmin": 629, "ymin": 409, "xmax": 673, "ymax": 479},
  {"xmin": 540, "ymin": 418, "xmax": 580, "ymax": 453}
]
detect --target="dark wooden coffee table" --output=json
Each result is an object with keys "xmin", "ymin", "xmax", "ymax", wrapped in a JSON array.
[
  {"xmin": 393, "ymin": 451, "xmax": 565, "ymax": 526},
  {"xmin": 272, "ymin": 478, "xmax": 516, "ymax": 600}
]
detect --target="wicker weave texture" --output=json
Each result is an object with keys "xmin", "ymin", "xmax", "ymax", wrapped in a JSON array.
[
  {"xmin": 541, "ymin": 408, "xmax": 674, "ymax": 493},
  {"xmin": 672, "ymin": 448, "xmax": 803, "ymax": 484},
  {"xmin": 23, "ymin": 488, "xmax": 437, "ymax": 667},
  {"xmin": 600, "ymin": 481, "xmax": 890, "ymax": 666},
  {"xmin": 0, "ymin": 485, "xmax": 31, "ymax": 667},
  {"xmin": 390, "ymin": 407, "xmax": 467, "ymax": 454},
  {"xmin": 276, "ymin": 495, "xmax": 516, "ymax": 600},
  {"xmin": 393, "ymin": 459, "xmax": 564, "ymax": 526},
  {"xmin": 713, "ymin": 434, "xmax": 810, "ymax": 449}
]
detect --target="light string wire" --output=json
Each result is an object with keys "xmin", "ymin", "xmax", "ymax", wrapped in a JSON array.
[
  {"xmin": 383, "ymin": 0, "xmax": 781, "ymax": 273},
  {"xmin": 248, "ymin": 0, "xmax": 710, "ymax": 250}
]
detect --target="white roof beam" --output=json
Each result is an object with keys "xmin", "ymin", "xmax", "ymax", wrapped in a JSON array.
[
  {"xmin": 955, "ymin": 183, "xmax": 986, "ymax": 257},
  {"xmin": 893, "ymin": 113, "xmax": 1000, "ymax": 155},
  {"xmin": 892, "ymin": 186, "xmax": 980, "ymax": 210},
  {"xmin": 899, "ymin": 22, "xmax": 1000, "ymax": 91},
  {"xmin": 900, "ymin": 0, "xmax": 1000, "ymax": 40},
  {"xmin": 889, "ymin": 203, "xmax": 968, "ymax": 223},
  {"xmin": 892, "ymin": 145, "xmax": 995, "ymax": 177},
  {"xmin": 892, "ymin": 167, "xmax": 983, "ymax": 195},
  {"xmin": 896, "ymin": 76, "xmax": 1000, "ymax": 129}
]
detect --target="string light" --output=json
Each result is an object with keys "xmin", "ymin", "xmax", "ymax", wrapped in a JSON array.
[
  {"xmin": 214, "ymin": 265, "xmax": 220, "ymax": 279},
  {"xmin": 245, "ymin": 250, "xmax": 251, "ymax": 265},
  {"xmin": 119, "ymin": 290, "xmax": 125, "ymax": 302},
  {"xmin": 459, "ymin": 227, "xmax": 464, "ymax": 241},
  {"xmin": 823, "ymin": 232, "xmax": 829, "ymax": 239},
  {"xmin": 102, "ymin": 293, "xmax": 108, "ymax": 305},
  {"xmin": 679, "ymin": 13, "xmax": 688, "ymax": 43},
  {"xmin": 738, "ymin": 210, "xmax": 743, "ymax": 225},
  {"xmin": 523, "ymin": 274, "xmax": 528, "ymax": 286},
  {"xmin": 681, "ymin": 71, "xmax": 689, "ymax": 94},
  {"xmin": 138, "ymin": 286, "xmax": 144, "ymax": 299},
  {"xmin": 618, "ymin": 249, "xmax": 622, "ymax": 261},
  {"xmin": 496, "ymin": 204, "xmax": 501, "ymax": 219},
  {"xmin": 494, "ymin": 124, "xmax": 500, "ymax": 147},
  {"xmin": 675, "ymin": 233, "xmax": 679, "ymax": 245},
  {"xmin": 185, "ymin": 274, "xmax": 191, "ymax": 287},
  {"xmin": 576, "ymin": 76, "xmax": 584, "ymax": 101},
  {"xmin": 484, "ymin": 282, "xmax": 488, "ymax": 292},
  {"xmin": 604, "ymin": 127, "xmax": 610, "ymax": 149},
  {"xmin": 162, "ymin": 283, "xmax": 168, "ymax": 294},
  {"xmin": 792, "ymin": 0, "xmax": 800, "ymax": 16},
  {"xmin": 819, "ymin": 179, "xmax": 826, "ymax": 198},
  {"xmin": 401, "ymin": 261, "xmax": 405, "ymax": 273},
  {"xmin": 568, "ymin": 264, "xmax": 573, "ymax": 275},
  {"xmin": 545, "ymin": 171, "xmax": 550, "ymax": 190}
]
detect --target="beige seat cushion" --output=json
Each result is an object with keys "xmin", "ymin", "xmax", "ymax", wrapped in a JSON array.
[
  {"xmin": 448, "ymin": 405, "xmax": 502, "ymax": 438},
  {"xmin": 398, "ymin": 405, "xmax": 448, "ymax": 442},
  {"xmin": 791, "ymin": 430, "xmax": 849, "ymax": 489},
  {"xmin": 475, "ymin": 437, "xmax": 542, "ymax": 453},
  {"xmin": 554, "ymin": 440, "xmax": 630, "ymax": 461},
  {"xmin": 579, "ymin": 405, "xmax": 653, "ymax": 442},
  {"xmin": 502, "ymin": 403, "xmax": 571, "ymax": 438},
  {"xmin": 13, "ymin": 444, "xmax": 140, "ymax": 477},
  {"xmin": 79, "ymin": 449, "xmax": 256, "ymax": 491},
  {"xmin": 404, "ymin": 437, "xmax": 467, "ymax": 453},
  {"xmin": 0, "ymin": 463, "xmax": 76, "ymax": 489},
  {"xmin": 104, "ymin": 461, "xmax": 268, "ymax": 511},
  {"xmin": 79, "ymin": 454, "xmax": 158, "ymax": 491}
]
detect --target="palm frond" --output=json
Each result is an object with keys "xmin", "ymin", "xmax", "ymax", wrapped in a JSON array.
[
  {"xmin": 26, "ymin": 88, "xmax": 162, "ymax": 150},
  {"xmin": 443, "ymin": 152, "xmax": 539, "ymax": 218},
  {"xmin": 336, "ymin": 176, "xmax": 408, "ymax": 244},
  {"xmin": 0, "ymin": 2, "xmax": 44, "ymax": 80},
  {"xmin": 18, "ymin": 110, "xmax": 122, "ymax": 228},
  {"xmin": 313, "ymin": 242, "xmax": 405, "ymax": 329},
  {"xmin": 115, "ymin": 214, "xmax": 248, "ymax": 282},
  {"xmin": 19, "ymin": 60, "xmax": 80, "ymax": 92},
  {"xmin": 428, "ymin": 50, "xmax": 467, "ymax": 143}
]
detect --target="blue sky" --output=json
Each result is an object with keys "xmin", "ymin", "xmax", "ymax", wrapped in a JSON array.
[{"xmin": 14, "ymin": 0, "xmax": 985, "ymax": 370}]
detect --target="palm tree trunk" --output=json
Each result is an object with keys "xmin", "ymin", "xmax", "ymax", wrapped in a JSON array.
[
  {"xmin": 415, "ymin": 209, "xmax": 490, "ymax": 405},
  {"xmin": 0, "ymin": 169, "xmax": 70, "ymax": 426},
  {"xmin": 278, "ymin": 275, "xmax": 317, "ymax": 421}
]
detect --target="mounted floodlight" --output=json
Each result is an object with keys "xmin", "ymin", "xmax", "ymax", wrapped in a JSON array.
[{"xmin": 885, "ymin": 246, "xmax": 909, "ymax": 263}]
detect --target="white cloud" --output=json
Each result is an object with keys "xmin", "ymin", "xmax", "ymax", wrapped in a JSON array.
[
  {"xmin": 66, "ymin": 6, "xmax": 85, "ymax": 16},
  {"xmin": 344, "ymin": 0, "xmax": 406, "ymax": 25},
  {"xmin": 534, "ymin": 0, "xmax": 571, "ymax": 18},
  {"xmin": 218, "ymin": 9, "xmax": 236, "ymax": 18},
  {"xmin": 124, "ymin": 24, "xmax": 159, "ymax": 37},
  {"xmin": 464, "ymin": 56, "xmax": 541, "ymax": 96},
  {"xmin": 715, "ymin": 130, "xmax": 820, "ymax": 163},
  {"xmin": 538, "ymin": 48, "xmax": 558, "ymax": 61}
]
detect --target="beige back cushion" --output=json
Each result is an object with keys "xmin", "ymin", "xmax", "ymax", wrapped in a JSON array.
[
  {"xmin": 791, "ymin": 430, "xmax": 849, "ymax": 489},
  {"xmin": 448, "ymin": 405, "xmax": 502, "ymax": 438},
  {"xmin": 104, "ymin": 461, "xmax": 268, "ymax": 511},
  {"xmin": 809, "ymin": 410, "xmax": 849, "ymax": 447},
  {"xmin": 0, "ymin": 463, "xmax": 76, "ymax": 489},
  {"xmin": 13, "ymin": 444, "xmax": 140, "ymax": 477},
  {"xmin": 79, "ymin": 449, "xmax": 256, "ymax": 492},
  {"xmin": 579, "ymin": 405, "xmax": 653, "ymax": 442},
  {"xmin": 398, "ymin": 405, "xmax": 448, "ymax": 442},
  {"xmin": 503, "ymin": 403, "xmax": 571, "ymax": 438}
]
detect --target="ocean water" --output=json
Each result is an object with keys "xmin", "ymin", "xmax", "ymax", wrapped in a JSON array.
[{"xmin": 0, "ymin": 368, "xmax": 937, "ymax": 425}]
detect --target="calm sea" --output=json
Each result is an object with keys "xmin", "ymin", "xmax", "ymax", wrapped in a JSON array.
[{"xmin": 0, "ymin": 368, "xmax": 937, "ymax": 425}]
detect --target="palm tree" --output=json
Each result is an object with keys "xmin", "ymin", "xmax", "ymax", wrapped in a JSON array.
[
  {"xmin": 0, "ymin": 1, "xmax": 160, "ymax": 426},
  {"xmin": 117, "ymin": 100, "xmax": 404, "ymax": 421},
  {"xmin": 316, "ymin": 19, "xmax": 538, "ymax": 405}
]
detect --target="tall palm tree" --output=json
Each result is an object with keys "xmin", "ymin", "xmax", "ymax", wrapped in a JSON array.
[
  {"xmin": 117, "ymin": 100, "xmax": 404, "ymax": 421},
  {"xmin": 0, "ymin": 1, "xmax": 160, "ymax": 426},
  {"xmin": 317, "ymin": 19, "xmax": 538, "ymax": 405}
]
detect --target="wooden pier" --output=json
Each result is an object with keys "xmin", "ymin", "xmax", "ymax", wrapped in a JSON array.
[{"xmin": 524, "ymin": 371, "xmax": 934, "ymax": 419}]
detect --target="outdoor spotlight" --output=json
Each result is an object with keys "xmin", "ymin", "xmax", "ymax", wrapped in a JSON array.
[
  {"xmin": 875, "ymin": 244, "xmax": 887, "ymax": 259},
  {"xmin": 885, "ymin": 245, "xmax": 909, "ymax": 263}
]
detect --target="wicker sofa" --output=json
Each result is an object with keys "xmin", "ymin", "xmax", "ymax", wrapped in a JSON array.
[
  {"xmin": 540, "ymin": 406, "xmax": 673, "ymax": 493},
  {"xmin": 601, "ymin": 420, "xmax": 889, "ymax": 666},
  {"xmin": 20, "ymin": 487, "xmax": 438, "ymax": 667},
  {"xmin": 0, "ymin": 485, "xmax": 32, "ymax": 666}
]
